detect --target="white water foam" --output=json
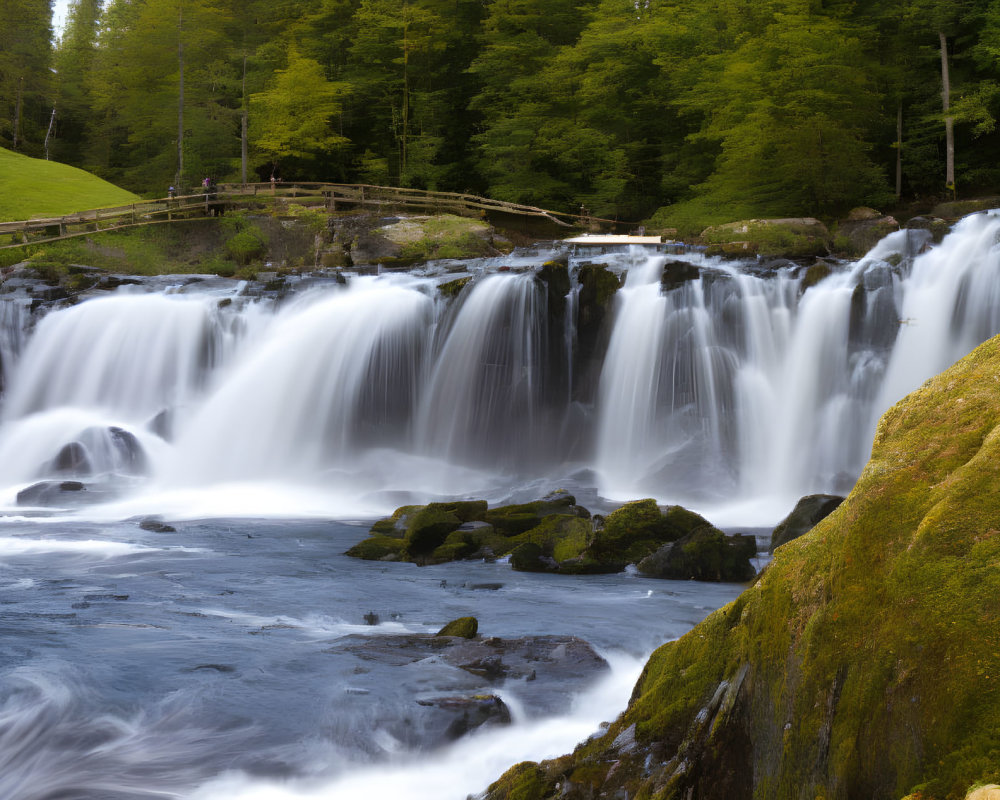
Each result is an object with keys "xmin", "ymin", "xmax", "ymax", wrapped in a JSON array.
[{"xmin": 187, "ymin": 651, "xmax": 645, "ymax": 800}]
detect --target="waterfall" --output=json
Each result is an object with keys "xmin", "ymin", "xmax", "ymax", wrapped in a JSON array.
[{"xmin": 0, "ymin": 213, "xmax": 998, "ymax": 521}]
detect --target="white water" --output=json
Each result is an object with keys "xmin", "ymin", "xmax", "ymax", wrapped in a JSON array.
[
  {"xmin": 0, "ymin": 214, "xmax": 998, "ymax": 523},
  {"xmin": 189, "ymin": 651, "xmax": 645, "ymax": 800}
]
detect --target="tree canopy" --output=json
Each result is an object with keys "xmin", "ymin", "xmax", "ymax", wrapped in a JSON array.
[{"xmin": 12, "ymin": 0, "xmax": 1000, "ymax": 222}]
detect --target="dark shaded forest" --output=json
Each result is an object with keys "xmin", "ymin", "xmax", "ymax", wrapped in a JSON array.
[{"xmin": 5, "ymin": 0, "xmax": 1000, "ymax": 227}]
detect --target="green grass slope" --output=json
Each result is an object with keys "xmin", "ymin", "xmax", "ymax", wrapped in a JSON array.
[
  {"xmin": 0, "ymin": 147, "xmax": 138, "ymax": 222},
  {"xmin": 488, "ymin": 337, "xmax": 1000, "ymax": 800}
]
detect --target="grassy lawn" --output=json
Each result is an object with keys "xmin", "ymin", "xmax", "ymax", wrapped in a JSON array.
[{"xmin": 0, "ymin": 147, "xmax": 138, "ymax": 222}]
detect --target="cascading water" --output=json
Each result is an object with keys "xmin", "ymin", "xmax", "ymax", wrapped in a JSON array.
[
  {"xmin": 4, "ymin": 213, "xmax": 1000, "ymax": 800},
  {"xmin": 0, "ymin": 213, "xmax": 997, "ymax": 521}
]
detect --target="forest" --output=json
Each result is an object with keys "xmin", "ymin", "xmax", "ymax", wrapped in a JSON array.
[{"xmin": 4, "ymin": 0, "xmax": 1000, "ymax": 228}]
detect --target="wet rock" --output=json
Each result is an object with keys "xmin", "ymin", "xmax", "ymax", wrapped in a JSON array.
[
  {"xmin": 415, "ymin": 694, "xmax": 511, "ymax": 741},
  {"xmin": 50, "ymin": 442, "xmax": 92, "ymax": 476},
  {"xmin": 636, "ymin": 530, "xmax": 757, "ymax": 581},
  {"xmin": 660, "ymin": 260, "xmax": 701, "ymax": 292},
  {"xmin": 485, "ymin": 493, "xmax": 589, "ymax": 536},
  {"xmin": 702, "ymin": 218, "xmax": 832, "ymax": 259},
  {"xmin": 587, "ymin": 499, "xmax": 722, "ymax": 569},
  {"xmin": 138, "ymin": 517, "xmax": 176, "ymax": 533},
  {"xmin": 509, "ymin": 541, "xmax": 551, "ymax": 572},
  {"xmin": 904, "ymin": 215, "xmax": 950, "ymax": 243},
  {"xmin": 437, "ymin": 276, "xmax": 472, "ymax": 300},
  {"xmin": 834, "ymin": 209, "xmax": 900, "ymax": 257},
  {"xmin": 16, "ymin": 480, "xmax": 91, "ymax": 506},
  {"xmin": 770, "ymin": 493, "xmax": 844, "ymax": 552},
  {"xmin": 436, "ymin": 616, "xmax": 478, "ymax": 638}
]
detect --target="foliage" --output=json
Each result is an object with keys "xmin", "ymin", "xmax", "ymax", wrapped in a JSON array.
[{"xmin": 31, "ymin": 0, "xmax": 1000, "ymax": 226}]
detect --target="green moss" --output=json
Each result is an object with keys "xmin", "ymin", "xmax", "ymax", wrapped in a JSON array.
[
  {"xmin": 702, "ymin": 218, "xmax": 832, "ymax": 258},
  {"xmin": 436, "ymin": 616, "xmax": 478, "ymax": 638},
  {"xmin": 486, "ymin": 334, "xmax": 1000, "ymax": 800},
  {"xmin": 437, "ymin": 276, "xmax": 472, "ymax": 299},
  {"xmin": 486, "ymin": 761, "xmax": 555, "ymax": 800},
  {"xmin": 344, "ymin": 534, "xmax": 407, "ymax": 561},
  {"xmin": 485, "ymin": 495, "xmax": 586, "ymax": 536}
]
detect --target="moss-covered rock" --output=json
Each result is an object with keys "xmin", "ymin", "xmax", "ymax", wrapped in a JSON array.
[
  {"xmin": 587, "ymin": 499, "xmax": 723, "ymax": 568},
  {"xmin": 833, "ymin": 210, "xmax": 900, "ymax": 257},
  {"xmin": 344, "ymin": 534, "xmax": 407, "ymax": 561},
  {"xmin": 436, "ymin": 616, "xmax": 478, "ymax": 638},
  {"xmin": 488, "ymin": 334, "xmax": 1000, "ymax": 800},
  {"xmin": 437, "ymin": 275, "xmax": 471, "ymax": 299},
  {"xmin": 769, "ymin": 493, "xmax": 844, "ymax": 552},
  {"xmin": 637, "ymin": 530, "xmax": 757, "ymax": 581},
  {"xmin": 930, "ymin": 197, "xmax": 1000, "ymax": 220},
  {"xmin": 509, "ymin": 541, "xmax": 551, "ymax": 572},
  {"xmin": 799, "ymin": 260, "xmax": 833, "ymax": 291},
  {"xmin": 702, "ymin": 217, "xmax": 832, "ymax": 259},
  {"xmin": 485, "ymin": 494, "xmax": 589, "ymax": 536}
]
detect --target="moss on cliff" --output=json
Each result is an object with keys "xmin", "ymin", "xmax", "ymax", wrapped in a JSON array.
[{"xmin": 488, "ymin": 336, "xmax": 1000, "ymax": 800}]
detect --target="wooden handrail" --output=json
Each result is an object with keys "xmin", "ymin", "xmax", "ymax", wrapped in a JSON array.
[{"xmin": 0, "ymin": 183, "xmax": 631, "ymax": 250}]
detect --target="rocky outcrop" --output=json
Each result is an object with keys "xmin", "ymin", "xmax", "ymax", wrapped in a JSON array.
[
  {"xmin": 486, "ymin": 333, "xmax": 1000, "ymax": 800},
  {"xmin": 769, "ymin": 493, "xmax": 844, "ymax": 552},
  {"xmin": 701, "ymin": 218, "xmax": 832, "ymax": 259},
  {"xmin": 348, "ymin": 494, "xmax": 755, "ymax": 581},
  {"xmin": 834, "ymin": 207, "xmax": 900, "ymax": 257},
  {"xmin": 637, "ymin": 529, "xmax": 757, "ymax": 581},
  {"xmin": 327, "ymin": 629, "xmax": 608, "ymax": 748}
]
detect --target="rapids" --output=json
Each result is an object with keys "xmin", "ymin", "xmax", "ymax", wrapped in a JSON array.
[
  {"xmin": 1, "ymin": 213, "xmax": 996, "ymax": 522},
  {"xmin": 3, "ymin": 211, "xmax": 1000, "ymax": 799}
]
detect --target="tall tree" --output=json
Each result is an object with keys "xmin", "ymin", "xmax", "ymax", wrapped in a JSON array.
[
  {"xmin": 52, "ymin": 0, "xmax": 101, "ymax": 165},
  {"xmin": 0, "ymin": 0, "xmax": 54, "ymax": 155},
  {"xmin": 250, "ymin": 48, "xmax": 349, "ymax": 177}
]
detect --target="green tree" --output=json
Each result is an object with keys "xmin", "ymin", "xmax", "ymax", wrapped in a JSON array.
[
  {"xmin": 671, "ymin": 9, "xmax": 887, "ymax": 219},
  {"xmin": 250, "ymin": 48, "xmax": 349, "ymax": 177},
  {"xmin": 0, "ymin": 0, "xmax": 54, "ymax": 155},
  {"xmin": 53, "ymin": 0, "xmax": 101, "ymax": 165}
]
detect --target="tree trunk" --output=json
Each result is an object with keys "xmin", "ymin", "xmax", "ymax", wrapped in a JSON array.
[
  {"xmin": 241, "ymin": 53, "xmax": 248, "ymax": 186},
  {"xmin": 939, "ymin": 31, "xmax": 955, "ymax": 195},
  {"xmin": 896, "ymin": 100, "xmax": 903, "ymax": 201},
  {"xmin": 176, "ymin": 6, "xmax": 185, "ymax": 189},
  {"xmin": 12, "ymin": 76, "xmax": 23, "ymax": 150},
  {"xmin": 44, "ymin": 107, "xmax": 56, "ymax": 160}
]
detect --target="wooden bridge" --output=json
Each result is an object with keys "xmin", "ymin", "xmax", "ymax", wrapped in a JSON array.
[{"xmin": 0, "ymin": 182, "xmax": 627, "ymax": 250}]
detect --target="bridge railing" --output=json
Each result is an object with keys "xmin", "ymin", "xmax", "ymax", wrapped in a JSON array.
[{"xmin": 1, "ymin": 183, "xmax": 627, "ymax": 250}]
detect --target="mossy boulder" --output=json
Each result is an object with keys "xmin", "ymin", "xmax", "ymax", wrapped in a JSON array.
[
  {"xmin": 509, "ymin": 514, "xmax": 592, "ymax": 562},
  {"xmin": 344, "ymin": 534, "xmax": 407, "ymax": 561},
  {"xmin": 431, "ymin": 521, "xmax": 502, "ymax": 562},
  {"xmin": 485, "ymin": 493, "xmax": 589, "ymax": 536},
  {"xmin": 660, "ymin": 259, "xmax": 701, "ymax": 292},
  {"xmin": 436, "ymin": 616, "xmax": 478, "ymax": 638},
  {"xmin": 798, "ymin": 260, "xmax": 834, "ymax": 291},
  {"xmin": 905, "ymin": 215, "xmax": 951, "ymax": 243},
  {"xmin": 509, "ymin": 542, "xmax": 551, "ymax": 572},
  {"xmin": 833, "ymin": 209, "xmax": 900, "ymax": 257},
  {"xmin": 930, "ymin": 197, "xmax": 1000, "ymax": 220},
  {"xmin": 437, "ymin": 275, "xmax": 471, "ymax": 299},
  {"xmin": 587, "ymin": 499, "xmax": 722, "ymax": 568},
  {"xmin": 701, "ymin": 217, "xmax": 832, "ymax": 259},
  {"xmin": 356, "ymin": 500, "xmax": 489, "ymax": 561},
  {"xmin": 636, "ymin": 530, "xmax": 757, "ymax": 581},
  {"xmin": 769, "ymin": 493, "xmax": 844, "ymax": 552},
  {"xmin": 486, "ymin": 334, "xmax": 1000, "ymax": 800}
]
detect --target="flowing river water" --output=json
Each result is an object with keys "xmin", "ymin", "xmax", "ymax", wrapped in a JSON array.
[{"xmin": 2, "ymin": 211, "xmax": 1000, "ymax": 797}]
